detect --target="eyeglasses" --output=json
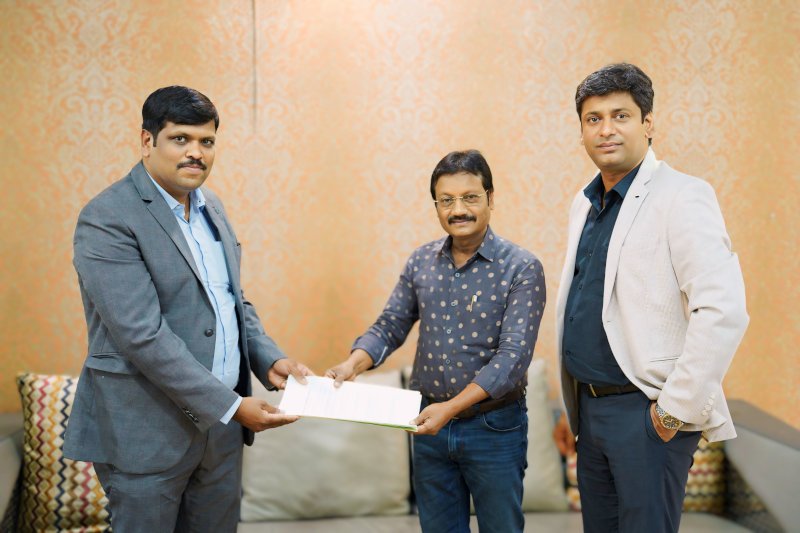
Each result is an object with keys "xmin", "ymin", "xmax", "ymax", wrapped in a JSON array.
[{"xmin": 433, "ymin": 191, "xmax": 488, "ymax": 209}]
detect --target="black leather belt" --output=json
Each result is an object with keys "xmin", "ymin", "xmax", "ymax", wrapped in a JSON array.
[
  {"xmin": 426, "ymin": 388, "xmax": 525, "ymax": 419},
  {"xmin": 582, "ymin": 382, "xmax": 639, "ymax": 398}
]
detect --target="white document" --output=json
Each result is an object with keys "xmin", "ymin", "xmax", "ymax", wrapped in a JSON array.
[{"xmin": 278, "ymin": 375, "xmax": 421, "ymax": 432}]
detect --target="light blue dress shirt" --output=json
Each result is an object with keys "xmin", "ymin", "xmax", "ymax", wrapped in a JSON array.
[{"xmin": 148, "ymin": 174, "xmax": 242, "ymax": 423}]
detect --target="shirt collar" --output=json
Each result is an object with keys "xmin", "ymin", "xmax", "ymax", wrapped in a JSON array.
[
  {"xmin": 582, "ymin": 162, "xmax": 641, "ymax": 211},
  {"xmin": 145, "ymin": 169, "xmax": 206, "ymax": 216},
  {"xmin": 438, "ymin": 226, "xmax": 498, "ymax": 264}
]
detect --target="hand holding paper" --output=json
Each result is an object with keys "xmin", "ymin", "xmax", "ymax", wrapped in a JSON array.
[{"xmin": 279, "ymin": 375, "xmax": 421, "ymax": 432}]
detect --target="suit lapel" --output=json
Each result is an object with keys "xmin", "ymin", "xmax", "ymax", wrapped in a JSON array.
[
  {"xmin": 556, "ymin": 193, "xmax": 592, "ymax": 361},
  {"xmin": 130, "ymin": 163, "xmax": 204, "ymax": 283},
  {"xmin": 558, "ymin": 197, "xmax": 592, "ymax": 312},
  {"xmin": 603, "ymin": 149, "xmax": 659, "ymax": 313}
]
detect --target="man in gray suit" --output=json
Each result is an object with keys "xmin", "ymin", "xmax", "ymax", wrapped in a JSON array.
[{"xmin": 64, "ymin": 86, "xmax": 310, "ymax": 532}]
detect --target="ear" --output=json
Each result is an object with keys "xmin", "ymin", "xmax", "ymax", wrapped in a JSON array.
[
  {"xmin": 141, "ymin": 129, "xmax": 154, "ymax": 158},
  {"xmin": 644, "ymin": 112, "xmax": 654, "ymax": 140},
  {"xmin": 488, "ymin": 190, "xmax": 495, "ymax": 210}
]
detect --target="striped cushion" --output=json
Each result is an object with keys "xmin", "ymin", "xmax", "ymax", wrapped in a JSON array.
[{"xmin": 15, "ymin": 373, "xmax": 109, "ymax": 532}]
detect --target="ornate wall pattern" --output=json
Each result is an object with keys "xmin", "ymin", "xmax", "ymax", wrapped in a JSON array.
[{"xmin": 1, "ymin": 0, "xmax": 798, "ymax": 428}]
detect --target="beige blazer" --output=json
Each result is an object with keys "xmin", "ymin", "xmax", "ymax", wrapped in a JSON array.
[{"xmin": 555, "ymin": 149, "xmax": 748, "ymax": 442}]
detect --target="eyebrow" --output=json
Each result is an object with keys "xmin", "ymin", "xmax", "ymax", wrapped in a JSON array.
[
  {"xmin": 583, "ymin": 107, "xmax": 633, "ymax": 118},
  {"xmin": 169, "ymin": 131, "xmax": 216, "ymax": 140},
  {"xmin": 438, "ymin": 190, "xmax": 484, "ymax": 197}
]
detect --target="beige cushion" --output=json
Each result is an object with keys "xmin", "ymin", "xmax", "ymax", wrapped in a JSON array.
[
  {"xmin": 521, "ymin": 359, "xmax": 569, "ymax": 511},
  {"xmin": 240, "ymin": 370, "xmax": 411, "ymax": 521}
]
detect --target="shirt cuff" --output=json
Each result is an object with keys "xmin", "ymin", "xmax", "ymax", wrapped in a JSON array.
[
  {"xmin": 352, "ymin": 335, "xmax": 389, "ymax": 367},
  {"xmin": 220, "ymin": 396, "xmax": 242, "ymax": 425},
  {"xmin": 473, "ymin": 368, "xmax": 512, "ymax": 400}
]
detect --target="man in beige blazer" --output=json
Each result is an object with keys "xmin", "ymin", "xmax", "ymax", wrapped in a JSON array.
[{"xmin": 555, "ymin": 63, "xmax": 748, "ymax": 533}]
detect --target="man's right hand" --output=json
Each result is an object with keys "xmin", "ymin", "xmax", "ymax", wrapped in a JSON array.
[
  {"xmin": 233, "ymin": 396, "xmax": 299, "ymax": 432},
  {"xmin": 324, "ymin": 349, "xmax": 374, "ymax": 387},
  {"xmin": 553, "ymin": 412, "xmax": 576, "ymax": 456}
]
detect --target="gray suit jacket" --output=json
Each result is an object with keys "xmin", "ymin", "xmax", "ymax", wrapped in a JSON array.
[{"xmin": 64, "ymin": 162, "xmax": 284, "ymax": 473}]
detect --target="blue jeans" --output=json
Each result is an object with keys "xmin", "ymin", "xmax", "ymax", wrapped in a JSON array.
[{"xmin": 412, "ymin": 399, "xmax": 528, "ymax": 533}]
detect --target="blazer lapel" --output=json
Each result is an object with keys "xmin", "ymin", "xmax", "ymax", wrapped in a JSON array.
[
  {"xmin": 130, "ymin": 163, "xmax": 204, "ymax": 283},
  {"xmin": 556, "ymin": 194, "xmax": 591, "ymax": 348},
  {"xmin": 602, "ymin": 149, "xmax": 659, "ymax": 313}
]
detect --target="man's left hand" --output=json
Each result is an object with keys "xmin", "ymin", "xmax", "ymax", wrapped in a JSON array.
[
  {"xmin": 268, "ymin": 358, "xmax": 314, "ymax": 390},
  {"xmin": 649, "ymin": 402, "xmax": 678, "ymax": 443},
  {"xmin": 413, "ymin": 402, "xmax": 457, "ymax": 436}
]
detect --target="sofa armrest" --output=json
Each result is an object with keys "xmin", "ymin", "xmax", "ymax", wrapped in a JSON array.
[
  {"xmin": 0, "ymin": 412, "xmax": 23, "ymax": 527},
  {"xmin": 727, "ymin": 399, "xmax": 799, "ymax": 532}
]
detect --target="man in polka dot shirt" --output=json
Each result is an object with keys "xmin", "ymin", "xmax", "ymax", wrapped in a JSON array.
[{"xmin": 326, "ymin": 150, "xmax": 545, "ymax": 533}]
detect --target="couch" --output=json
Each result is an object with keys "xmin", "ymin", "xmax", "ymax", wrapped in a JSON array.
[{"xmin": 1, "ymin": 362, "xmax": 796, "ymax": 532}]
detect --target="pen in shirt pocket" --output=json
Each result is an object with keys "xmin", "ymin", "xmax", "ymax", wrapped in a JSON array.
[{"xmin": 467, "ymin": 294, "xmax": 478, "ymax": 312}]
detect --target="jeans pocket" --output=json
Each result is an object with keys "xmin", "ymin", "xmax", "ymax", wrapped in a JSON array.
[{"xmin": 481, "ymin": 403, "xmax": 524, "ymax": 432}]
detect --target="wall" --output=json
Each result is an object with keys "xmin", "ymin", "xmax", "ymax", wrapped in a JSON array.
[{"xmin": 1, "ymin": 0, "xmax": 797, "ymax": 428}]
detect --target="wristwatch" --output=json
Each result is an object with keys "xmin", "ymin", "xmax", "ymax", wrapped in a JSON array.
[{"xmin": 655, "ymin": 403, "xmax": 684, "ymax": 430}]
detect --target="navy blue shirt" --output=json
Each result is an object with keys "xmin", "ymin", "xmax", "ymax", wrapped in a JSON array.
[
  {"xmin": 352, "ymin": 227, "xmax": 546, "ymax": 400},
  {"xmin": 562, "ymin": 165, "xmax": 640, "ymax": 387}
]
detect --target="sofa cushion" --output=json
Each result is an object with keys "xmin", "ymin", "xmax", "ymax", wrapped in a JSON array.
[
  {"xmin": 240, "ymin": 370, "xmax": 412, "ymax": 521},
  {"xmin": 683, "ymin": 439, "xmax": 725, "ymax": 513},
  {"xmin": 521, "ymin": 359, "xmax": 568, "ymax": 511},
  {"xmin": 15, "ymin": 373, "xmax": 109, "ymax": 532}
]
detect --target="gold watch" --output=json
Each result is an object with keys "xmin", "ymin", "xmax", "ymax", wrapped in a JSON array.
[{"xmin": 655, "ymin": 404, "xmax": 684, "ymax": 430}]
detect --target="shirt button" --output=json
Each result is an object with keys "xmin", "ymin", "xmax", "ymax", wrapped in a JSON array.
[
  {"xmin": 451, "ymin": 301, "xmax": 458, "ymax": 307},
  {"xmin": 566, "ymin": 350, "xmax": 572, "ymax": 356},
  {"xmin": 446, "ymin": 359, "xmax": 451, "ymax": 364},
  {"xmin": 446, "ymin": 329, "xmax": 452, "ymax": 334},
  {"xmin": 588, "ymin": 251, "xmax": 593, "ymax": 257},
  {"xmin": 579, "ymin": 284, "xmax": 583, "ymax": 290},
  {"xmin": 569, "ymin": 316, "xmax": 574, "ymax": 322},
  {"xmin": 204, "ymin": 329, "xmax": 214, "ymax": 337},
  {"xmin": 455, "ymin": 273, "xmax": 460, "ymax": 278}
]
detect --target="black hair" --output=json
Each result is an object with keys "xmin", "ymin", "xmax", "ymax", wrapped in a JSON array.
[
  {"xmin": 575, "ymin": 63, "xmax": 654, "ymax": 121},
  {"xmin": 430, "ymin": 150, "xmax": 494, "ymax": 200},
  {"xmin": 142, "ymin": 86, "xmax": 219, "ymax": 145}
]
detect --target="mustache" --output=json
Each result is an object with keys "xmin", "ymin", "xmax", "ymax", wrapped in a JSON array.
[
  {"xmin": 448, "ymin": 215, "xmax": 476, "ymax": 224},
  {"xmin": 177, "ymin": 158, "xmax": 207, "ymax": 170}
]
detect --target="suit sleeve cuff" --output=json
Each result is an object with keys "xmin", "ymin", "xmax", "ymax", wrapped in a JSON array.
[{"xmin": 220, "ymin": 396, "xmax": 242, "ymax": 425}]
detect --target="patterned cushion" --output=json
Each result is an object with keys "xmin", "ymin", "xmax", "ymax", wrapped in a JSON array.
[
  {"xmin": 683, "ymin": 439, "xmax": 725, "ymax": 513},
  {"xmin": 566, "ymin": 438, "xmax": 725, "ymax": 513},
  {"xmin": 15, "ymin": 373, "xmax": 109, "ymax": 532}
]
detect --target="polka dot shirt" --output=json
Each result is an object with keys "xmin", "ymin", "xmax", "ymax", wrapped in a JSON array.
[{"xmin": 352, "ymin": 227, "xmax": 546, "ymax": 400}]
